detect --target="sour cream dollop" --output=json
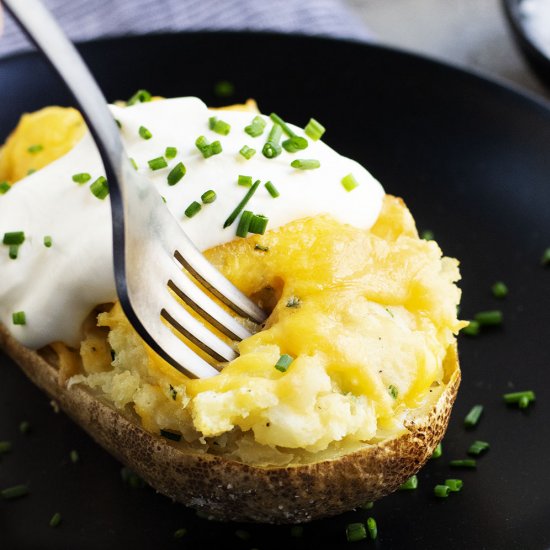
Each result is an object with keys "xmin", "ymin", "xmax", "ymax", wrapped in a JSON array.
[{"xmin": 0, "ymin": 97, "xmax": 384, "ymax": 349}]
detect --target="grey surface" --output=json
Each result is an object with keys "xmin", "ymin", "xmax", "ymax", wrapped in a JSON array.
[{"xmin": 347, "ymin": 0, "xmax": 550, "ymax": 100}]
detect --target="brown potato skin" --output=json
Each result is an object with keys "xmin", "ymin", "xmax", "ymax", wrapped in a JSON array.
[{"xmin": 0, "ymin": 324, "xmax": 460, "ymax": 524}]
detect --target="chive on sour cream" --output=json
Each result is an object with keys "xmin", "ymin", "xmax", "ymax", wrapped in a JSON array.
[{"xmin": 0, "ymin": 97, "xmax": 384, "ymax": 349}]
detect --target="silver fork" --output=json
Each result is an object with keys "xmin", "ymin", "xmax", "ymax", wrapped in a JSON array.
[{"xmin": 6, "ymin": 0, "xmax": 267, "ymax": 379}]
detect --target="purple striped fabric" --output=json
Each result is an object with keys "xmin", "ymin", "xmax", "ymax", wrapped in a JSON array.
[{"xmin": 0, "ymin": 0, "xmax": 371, "ymax": 59}]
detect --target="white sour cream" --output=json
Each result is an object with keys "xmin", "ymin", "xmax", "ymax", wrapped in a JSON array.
[{"xmin": 0, "ymin": 97, "xmax": 384, "ymax": 349}]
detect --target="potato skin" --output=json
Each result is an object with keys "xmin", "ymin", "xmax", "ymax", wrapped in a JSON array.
[{"xmin": 0, "ymin": 324, "xmax": 460, "ymax": 523}]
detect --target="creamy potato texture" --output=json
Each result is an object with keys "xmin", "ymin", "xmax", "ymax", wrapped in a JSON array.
[{"xmin": 1, "ymin": 105, "xmax": 465, "ymax": 465}]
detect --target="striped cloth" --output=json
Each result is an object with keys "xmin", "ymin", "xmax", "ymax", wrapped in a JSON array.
[{"xmin": 0, "ymin": 0, "xmax": 371, "ymax": 59}]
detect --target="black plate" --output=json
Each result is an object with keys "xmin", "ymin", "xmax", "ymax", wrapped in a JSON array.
[{"xmin": 1, "ymin": 33, "xmax": 549, "ymax": 550}]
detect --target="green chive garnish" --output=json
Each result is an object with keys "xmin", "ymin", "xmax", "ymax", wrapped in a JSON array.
[
  {"xmin": 195, "ymin": 135, "xmax": 222, "ymax": 158},
  {"xmin": 72, "ymin": 172, "xmax": 91, "ymax": 184},
  {"xmin": 269, "ymin": 113, "xmax": 295, "ymax": 138},
  {"xmin": 262, "ymin": 124, "xmax": 283, "ymax": 158},
  {"xmin": 173, "ymin": 528, "xmax": 187, "ymax": 539},
  {"xmin": 19, "ymin": 421, "xmax": 31, "ymax": 435},
  {"xmin": 236, "ymin": 210, "xmax": 253, "ymax": 238},
  {"xmin": 201, "ymin": 190, "xmax": 217, "ymax": 204},
  {"xmin": 160, "ymin": 429, "xmax": 182, "ymax": 442},
  {"xmin": 90, "ymin": 176, "xmax": 109, "ymax": 199},
  {"xmin": 148, "ymin": 156, "xmax": 168, "ymax": 171},
  {"xmin": 464, "ymin": 404, "xmax": 483, "ymax": 428},
  {"xmin": 239, "ymin": 145, "xmax": 256, "ymax": 159},
  {"xmin": 214, "ymin": 80, "xmax": 234, "ymax": 97},
  {"xmin": 43, "ymin": 235, "xmax": 52, "ymax": 248},
  {"xmin": 264, "ymin": 181, "xmax": 280, "ymax": 198},
  {"xmin": 445, "ymin": 479, "xmax": 463, "ymax": 492},
  {"xmin": 254, "ymin": 244, "xmax": 269, "ymax": 252},
  {"xmin": 114, "ymin": 119, "xmax": 122, "ymax": 129},
  {"xmin": 27, "ymin": 144, "xmax": 43, "ymax": 154},
  {"xmin": 434, "ymin": 484, "xmax": 451, "ymax": 498},
  {"xmin": 70, "ymin": 449, "xmax": 79, "ymax": 463},
  {"xmin": 431, "ymin": 442, "xmax": 443, "ymax": 459},
  {"xmin": 27, "ymin": 168, "xmax": 36, "ymax": 175},
  {"xmin": 138, "ymin": 125, "xmax": 152, "ymax": 140},
  {"xmin": 12, "ymin": 311, "xmax": 26, "ymax": 325},
  {"xmin": 0, "ymin": 441, "xmax": 12, "ymax": 454},
  {"xmin": 503, "ymin": 390, "xmax": 535, "ymax": 408},
  {"xmin": 249, "ymin": 214, "xmax": 269, "ymax": 235},
  {"xmin": 3, "ymin": 231, "xmax": 25, "ymax": 245},
  {"xmin": 223, "ymin": 180, "xmax": 261, "ymax": 228},
  {"xmin": 245, "ymin": 115, "xmax": 266, "ymax": 137},
  {"xmin": 275, "ymin": 354, "xmax": 294, "ymax": 373},
  {"xmin": 290, "ymin": 159, "xmax": 320, "ymax": 170},
  {"xmin": 49, "ymin": 512, "xmax": 62, "ymax": 528},
  {"xmin": 366, "ymin": 517, "xmax": 378, "ymax": 540},
  {"xmin": 165, "ymin": 146, "xmax": 177, "ymax": 159},
  {"xmin": 474, "ymin": 310, "xmax": 503, "ymax": 326},
  {"xmin": 184, "ymin": 201, "xmax": 201, "ymax": 219},
  {"xmin": 167, "ymin": 162, "xmax": 186, "ymax": 185},
  {"xmin": 541, "ymin": 248, "xmax": 550, "ymax": 266},
  {"xmin": 388, "ymin": 384, "xmax": 398, "ymax": 399},
  {"xmin": 461, "ymin": 320, "xmax": 480, "ymax": 336},
  {"xmin": 346, "ymin": 523, "xmax": 367, "ymax": 542},
  {"xmin": 421, "ymin": 229, "xmax": 434, "ymax": 241},
  {"xmin": 341, "ymin": 173, "xmax": 359, "ymax": 192},
  {"xmin": 268, "ymin": 113, "xmax": 309, "ymax": 151},
  {"xmin": 8, "ymin": 245, "xmax": 19, "ymax": 260},
  {"xmin": 359, "ymin": 501, "xmax": 374, "ymax": 510},
  {"xmin": 238, "ymin": 174, "xmax": 253, "ymax": 187},
  {"xmin": 491, "ymin": 281, "xmax": 508, "ymax": 298},
  {"xmin": 1, "ymin": 484, "xmax": 29, "ymax": 500},
  {"xmin": 130, "ymin": 158, "xmax": 138, "ymax": 170},
  {"xmin": 468, "ymin": 440, "xmax": 490, "ymax": 456},
  {"xmin": 209, "ymin": 116, "xmax": 231, "ymax": 136},
  {"xmin": 449, "ymin": 459, "xmax": 477, "ymax": 469},
  {"xmin": 399, "ymin": 475, "xmax": 418, "ymax": 490},
  {"xmin": 0, "ymin": 181, "xmax": 11, "ymax": 194},
  {"xmin": 127, "ymin": 89, "xmax": 152, "ymax": 106},
  {"xmin": 304, "ymin": 118, "xmax": 326, "ymax": 141}
]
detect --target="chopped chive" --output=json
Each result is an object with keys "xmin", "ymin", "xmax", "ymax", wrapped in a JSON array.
[
  {"xmin": 130, "ymin": 158, "xmax": 138, "ymax": 170},
  {"xmin": 421, "ymin": 229, "xmax": 434, "ymax": 241},
  {"xmin": 366, "ymin": 517, "xmax": 378, "ymax": 540},
  {"xmin": 275, "ymin": 354, "xmax": 294, "ymax": 373},
  {"xmin": 468, "ymin": 440, "xmax": 490, "ymax": 456},
  {"xmin": 269, "ymin": 113, "xmax": 296, "ymax": 138},
  {"xmin": 290, "ymin": 526, "xmax": 304, "ymax": 538},
  {"xmin": 138, "ymin": 125, "xmax": 152, "ymax": 140},
  {"xmin": 245, "ymin": 115, "xmax": 266, "ymax": 137},
  {"xmin": 148, "ymin": 156, "xmax": 168, "ymax": 171},
  {"xmin": 236, "ymin": 210, "xmax": 253, "ymax": 238},
  {"xmin": 19, "ymin": 421, "xmax": 31, "ymax": 435},
  {"xmin": 388, "ymin": 384, "xmax": 398, "ymax": 399},
  {"xmin": 195, "ymin": 135, "xmax": 222, "ymax": 158},
  {"xmin": 9, "ymin": 245, "xmax": 19, "ymax": 259},
  {"xmin": 173, "ymin": 528, "xmax": 187, "ymax": 539},
  {"xmin": 238, "ymin": 174, "xmax": 253, "ymax": 187},
  {"xmin": 304, "ymin": 118, "xmax": 326, "ymax": 141},
  {"xmin": 249, "ymin": 214, "xmax": 269, "ymax": 235},
  {"xmin": 503, "ymin": 390, "xmax": 535, "ymax": 408},
  {"xmin": 90, "ymin": 176, "xmax": 109, "ymax": 200},
  {"xmin": 160, "ymin": 429, "xmax": 182, "ymax": 442},
  {"xmin": 341, "ymin": 173, "xmax": 359, "ymax": 192},
  {"xmin": 27, "ymin": 168, "xmax": 36, "ymax": 175},
  {"xmin": 27, "ymin": 144, "xmax": 43, "ymax": 154},
  {"xmin": 518, "ymin": 395, "xmax": 530, "ymax": 408},
  {"xmin": 114, "ymin": 119, "xmax": 122, "ymax": 129},
  {"xmin": 210, "ymin": 141, "xmax": 222, "ymax": 155},
  {"xmin": 262, "ymin": 124, "xmax": 283, "ymax": 158},
  {"xmin": 214, "ymin": 80, "xmax": 234, "ymax": 97},
  {"xmin": 49, "ymin": 512, "xmax": 62, "ymax": 528},
  {"xmin": 445, "ymin": 479, "xmax": 463, "ymax": 492},
  {"xmin": 286, "ymin": 296, "xmax": 301, "ymax": 308},
  {"xmin": 290, "ymin": 159, "xmax": 320, "ymax": 170},
  {"xmin": 431, "ymin": 442, "xmax": 443, "ymax": 459},
  {"xmin": 282, "ymin": 136, "xmax": 308, "ymax": 153},
  {"xmin": 3, "ymin": 231, "xmax": 25, "ymax": 245},
  {"xmin": 209, "ymin": 116, "xmax": 231, "ymax": 136},
  {"xmin": 161, "ymin": 196, "xmax": 167, "ymax": 203},
  {"xmin": 541, "ymin": 248, "xmax": 550, "ymax": 266},
  {"xmin": 167, "ymin": 162, "xmax": 186, "ymax": 186},
  {"xmin": 434, "ymin": 484, "xmax": 451, "ymax": 498},
  {"xmin": 0, "ymin": 441, "xmax": 12, "ymax": 454},
  {"xmin": 449, "ymin": 459, "xmax": 477, "ymax": 469},
  {"xmin": 264, "ymin": 181, "xmax": 280, "ymax": 198},
  {"xmin": 223, "ymin": 180, "xmax": 261, "ymax": 228},
  {"xmin": 461, "ymin": 320, "xmax": 480, "ymax": 336},
  {"xmin": 0, "ymin": 181, "xmax": 11, "ymax": 194},
  {"xmin": 359, "ymin": 501, "xmax": 374, "ymax": 510},
  {"xmin": 72, "ymin": 172, "xmax": 91, "ymax": 184},
  {"xmin": 184, "ymin": 201, "xmax": 201, "ymax": 219},
  {"xmin": 254, "ymin": 244, "xmax": 269, "ymax": 252},
  {"xmin": 43, "ymin": 235, "xmax": 52, "ymax": 248},
  {"xmin": 69, "ymin": 449, "xmax": 79, "ymax": 463},
  {"xmin": 12, "ymin": 311, "xmax": 26, "ymax": 325},
  {"xmin": 491, "ymin": 281, "xmax": 508, "ymax": 298},
  {"xmin": 346, "ymin": 522, "xmax": 367, "ymax": 542},
  {"xmin": 464, "ymin": 404, "xmax": 483, "ymax": 428},
  {"xmin": 1, "ymin": 484, "xmax": 29, "ymax": 500},
  {"xmin": 474, "ymin": 310, "xmax": 503, "ymax": 326},
  {"xmin": 239, "ymin": 145, "xmax": 256, "ymax": 159},
  {"xmin": 201, "ymin": 190, "xmax": 217, "ymax": 204},
  {"xmin": 127, "ymin": 89, "xmax": 152, "ymax": 105},
  {"xmin": 165, "ymin": 146, "xmax": 177, "ymax": 159},
  {"xmin": 399, "ymin": 475, "xmax": 418, "ymax": 490}
]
